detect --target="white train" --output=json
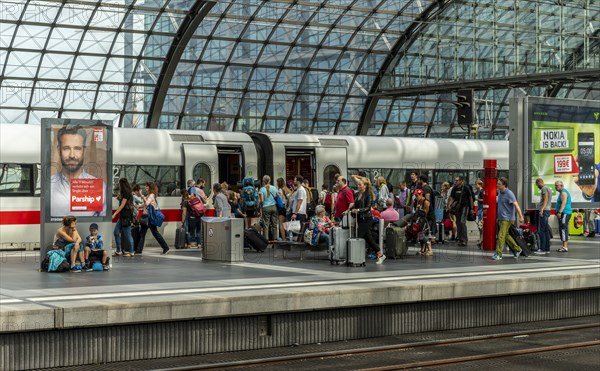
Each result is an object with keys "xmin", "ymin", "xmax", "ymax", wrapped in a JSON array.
[{"xmin": 0, "ymin": 124, "xmax": 509, "ymax": 250}]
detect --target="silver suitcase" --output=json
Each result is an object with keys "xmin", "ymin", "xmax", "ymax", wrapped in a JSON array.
[
  {"xmin": 329, "ymin": 226, "xmax": 349, "ymax": 265},
  {"xmin": 347, "ymin": 216, "xmax": 366, "ymax": 267}
]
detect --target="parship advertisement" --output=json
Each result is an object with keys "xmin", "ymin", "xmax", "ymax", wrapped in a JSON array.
[{"xmin": 530, "ymin": 103, "xmax": 600, "ymax": 206}]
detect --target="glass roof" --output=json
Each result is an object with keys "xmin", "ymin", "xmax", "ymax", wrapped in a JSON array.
[{"xmin": 1, "ymin": 0, "xmax": 598, "ymax": 138}]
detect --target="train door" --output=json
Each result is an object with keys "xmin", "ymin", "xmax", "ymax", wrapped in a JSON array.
[
  {"xmin": 285, "ymin": 149, "xmax": 315, "ymax": 187},
  {"xmin": 315, "ymin": 147, "xmax": 347, "ymax": 191},
  {"xmin": 218, "ymin": 147, "xmax": 244, "ymax": 190},
  {"xmin": 183, "ymin": 144, "xmax": 217, "ymax": 191}
]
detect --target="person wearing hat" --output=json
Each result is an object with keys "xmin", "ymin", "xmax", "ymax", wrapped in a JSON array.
[{"xmin": 84, "ymin": 223, "xmax": 110, "ymax": 270}]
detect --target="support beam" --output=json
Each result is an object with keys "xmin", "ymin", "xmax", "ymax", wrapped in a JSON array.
[{"xmin": 147, "ymin": 0, "xmax": 216, "ymax": 129}]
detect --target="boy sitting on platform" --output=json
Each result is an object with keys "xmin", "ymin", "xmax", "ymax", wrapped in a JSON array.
[
  {"xmin": 54, "ymin": 215, "xmax": 84, "ymax": 272},
  {"xmin": 84, "ymin": 223, "xmax": 110, "ymax": 271}
]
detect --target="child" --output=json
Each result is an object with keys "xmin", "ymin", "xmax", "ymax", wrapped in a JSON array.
[{"xmin": 84, "ymin": 223, "xmax": 110, "ymax": 271}]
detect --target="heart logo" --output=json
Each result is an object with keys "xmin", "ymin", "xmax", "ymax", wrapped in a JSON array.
[{"xmin": 96, "ymin": 196, "xmax": 102, "ymax": 202}]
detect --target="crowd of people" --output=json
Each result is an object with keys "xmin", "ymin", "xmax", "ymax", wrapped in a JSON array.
[{"xmin": 48, "ymin": 170, "xmax": 597, "ymax": 272}]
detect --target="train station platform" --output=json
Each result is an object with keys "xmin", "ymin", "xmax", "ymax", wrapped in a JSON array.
[{"xmin": 1, "ymin": 237, "xmax": 599, "ymax": 370}]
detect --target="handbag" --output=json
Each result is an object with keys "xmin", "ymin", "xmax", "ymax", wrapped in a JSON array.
[
  {"xmin": 285, "ymin": 220, "xmax": 301, "ymax": 234},
  {"xmin": 148, "ymin": 203, "xmax": 165, "ymax": 227},
  {"xmin": 271, "ymin": 188, "xmax": 285, "ymax": 211},
  {"xmin": 274, "ymin": 194, "xmax": 285, "ymax": 211}
]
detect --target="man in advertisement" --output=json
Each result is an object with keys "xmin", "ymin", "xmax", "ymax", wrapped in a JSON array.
[{"xmin": 50, "ymin": 124, "xmax": 106, "ymax": 218}]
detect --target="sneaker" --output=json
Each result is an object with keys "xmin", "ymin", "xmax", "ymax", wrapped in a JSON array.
[
  {"xmin": 122, "ymin": 252, "xmax": 132, "ymax": 257},
  {"xmin": 425, "ymin": 251, "xmax": 433, "ymax": 256},
  {"xmin": 376, "ymin": 255, "xmax": 386, "ymax": 264},
  {"xmin": 84, "ymin": 263, "xmax": 93, "ymax": 271},
  {"xmin": 70, "ymin": 265, "xmax": 80, "ymax": 272},
  {"xmin": 534, "ymin": 250, "xmax": 547, "ymax": 255},
  {"xmin": 513, "ymin": 250, "xmax": 522, "ymax": 258},
  {"xmin": 161, "ymin": 248, "xmax": 170, "ymax": 255},
  {"xmin": 491, "ymin": 253, "xmax": 502, "ymax": 261},
  {"xmin": 102, "ymin": 265, "xmax": 109, "ymax": 271}
]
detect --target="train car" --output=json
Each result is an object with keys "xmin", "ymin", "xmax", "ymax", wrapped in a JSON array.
[
  {"xmin": 250, "ymin": 133, "xmax": 509, "ymax": 192},
  {"xmin": 0, "ymin": 124, "xmax": 259, "ymax": 250},
  {"xmin": 1, "ymin": 124, "xmax": 510, "ymax": 250}
]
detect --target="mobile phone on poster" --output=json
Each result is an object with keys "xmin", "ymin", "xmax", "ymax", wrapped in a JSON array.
[{"xmin": 577, "ymin": 132, "xmax": 595, "ymax": 186}]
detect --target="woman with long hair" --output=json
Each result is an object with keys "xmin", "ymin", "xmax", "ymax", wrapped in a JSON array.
[
  {"xmin": 276, "ymin": 177, "xmax": 291, "ymax": 240},
  {"xmin": 376, "ymin": 176, "xmax": 389, "ymax": 210},
  {"xmin": 136, "ymin": 181, "xmax": 170, "ymax": 255},
  {"xmin": 350, "ymin": 177, "xmax": 385, "ymax": 264},
  {"xmin": 112, "ymin": 177, "xmax": 135, "ymax": 257},
  {"xmin": 258, "ymin": 175, "xmax": 278, "ymax": 241}
]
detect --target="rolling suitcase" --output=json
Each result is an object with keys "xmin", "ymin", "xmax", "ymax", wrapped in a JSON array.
[
  {"xmin": 436, "ymin": 221, "xmax": 445, "ymax": 244},
  {"xmin": 329, "ymin": 226, "xmax": 349, "ymax": 265},
  {"xmin": 385, "ymin": 225, "xmax": 407, "ymax": 259},
  {"xmin": 347, "ymin": 217, "xmax": 366, "ymax": 267},
  {"xmin": 245, "ymin": 228, "xmax": 268, "ymax": 252},
  {"xmin": 175, "ymin": 226, "xmax": 186, "ymax": 249},
  {"xmin": 508, "ymin": 224, "xmax": 530, "ymax": 257}
]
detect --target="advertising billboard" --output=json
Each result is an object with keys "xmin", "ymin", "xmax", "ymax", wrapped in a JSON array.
[
  {"xmin": 42, "ymin": 119, "xmax": 113, "ymax": 222},
  {"xmin": 510, "ymin": 97, "xmax": 599, "ymax": 211},
  {"xmin": 530, "ymin": 103, "xmax": 600, "ymax": 206}
]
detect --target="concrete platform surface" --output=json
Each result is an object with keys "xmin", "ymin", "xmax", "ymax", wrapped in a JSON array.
[{"xmin": 1, "ymin": 237, "xmax": 598, "ymax": 332}]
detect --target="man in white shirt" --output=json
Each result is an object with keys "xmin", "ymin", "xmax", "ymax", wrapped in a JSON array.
[
  {"xmin": 50, "ymin": 125, "xmax": 105, "ymax": 217},
  {"xmin": 291, "ymin": 175, "xmax": 307, "ymax": 223}
]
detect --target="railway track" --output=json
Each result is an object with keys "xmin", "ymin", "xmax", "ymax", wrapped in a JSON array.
[{"xmin": 158, "ymin": 323, "xmax": 600, "ymax": 371}]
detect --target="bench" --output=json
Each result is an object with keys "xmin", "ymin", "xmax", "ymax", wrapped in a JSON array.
[{"xmin": 272, "ymin": 223, "xmax": 329, "ymax": 260}]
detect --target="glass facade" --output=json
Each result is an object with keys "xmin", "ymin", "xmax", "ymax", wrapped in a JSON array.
[{"xmin": 1, "ymin": 0, "xmax": 598, "ymax": 137}]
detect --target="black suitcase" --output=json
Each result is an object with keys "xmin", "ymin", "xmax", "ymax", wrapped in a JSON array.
[
  {"xmin": 385, "ymin": 226, "xmax": 407, "ymax": 259},
  {"xmin": 245, "ymin": 228, "xmax": 268, "ymax": 252},
  {"xmin": 175, "ymin": 226, "xmax": 186, "ymax": 249},
  {"xmin": 508, "ymin": 224, "xmax": 530, "ymax": 257},
  {"xmin": 436, "ymin": 222, "xmax": 445, "ymax": 244}
]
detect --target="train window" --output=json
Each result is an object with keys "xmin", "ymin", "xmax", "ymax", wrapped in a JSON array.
[
  {"xmin": 432, "ymin": 171, "xmax": 468, "ymax": 192},
  {"xmin": 322, "ymin": 165, "xmax": 339, "ymax": 191},
  {"xmin": 113, "ymin": 165, "xmax": 181, "ymax": 197},
  {"xmin": 0, "ymin": 164, "xmax": 35, "ymax": 196},
  {"xmin": 347, "ymin": 168, "xmax": 406, "ymax": 191},
  {"xmin": 192, "ymin": 163, "xmax": 211, "ymax": 190}
]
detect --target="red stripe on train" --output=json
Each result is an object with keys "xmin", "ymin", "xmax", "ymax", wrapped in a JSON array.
[
  {"xmin": 0, "ymin": 210, "xmax": 183, "ymax": 225},
  {"xmin": 0, "ymin": 211, "xmax": 40, "ymax": 225}
]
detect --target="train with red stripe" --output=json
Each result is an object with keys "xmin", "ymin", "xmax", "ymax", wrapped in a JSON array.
[{"xmin": 0, "ymin": 124, "xmax": 509, "ymax": 250}]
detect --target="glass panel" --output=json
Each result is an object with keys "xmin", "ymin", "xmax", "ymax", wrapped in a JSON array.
[
  {"xmin": 192, "ymin": 163, "xmax": 211, "ymax": 190},
  {"xmin": 31, "ymin": 82, "xmax": 66, "ymax": 108},
  {"xmin": 0, "ymin": 164, "xmax": 34, "ymax": 195},
  {"xmin": 114, "ymin": 165, "xmax": 181, "ymax": 197}
]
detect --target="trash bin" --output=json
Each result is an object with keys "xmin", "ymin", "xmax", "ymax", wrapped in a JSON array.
[{"xmin": 201, "ymin": 217, "xmax": 244, "ymax": 262}]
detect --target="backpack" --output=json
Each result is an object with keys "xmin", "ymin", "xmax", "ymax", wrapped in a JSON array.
[
  {"xmin": 324, "ymin": 192, "xmax": 332, "ymax": 207},
  {"xmin": 241, "ymin": 177, "xmax": 258, "ymax": 211},
  {"xmin": 188, "ymin": 196, "xmax": 205, "ymax": 218}
]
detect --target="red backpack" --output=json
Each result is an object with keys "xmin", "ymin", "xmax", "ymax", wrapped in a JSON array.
[
  {"xmin": 324, "ymin": 192, "xmax": 332, "ymax": 206},
  {"xmin": 188, "ymin": 197, "xmax": 205, "ymax": 217}
]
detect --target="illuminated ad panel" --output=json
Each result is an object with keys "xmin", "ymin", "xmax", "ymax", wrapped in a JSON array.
[
  {"xmin": 529, "ymin": 103, "xmax": 600, "ymax": 206},
  {"xmin": 42, "ymin": 119, "xmax": 113, "ymax": 222}
]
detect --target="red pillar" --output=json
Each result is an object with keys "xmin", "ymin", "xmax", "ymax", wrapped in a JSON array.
[{"xmin": 482, "ymin": 159, "xmax": 497, "ymax": 250}]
